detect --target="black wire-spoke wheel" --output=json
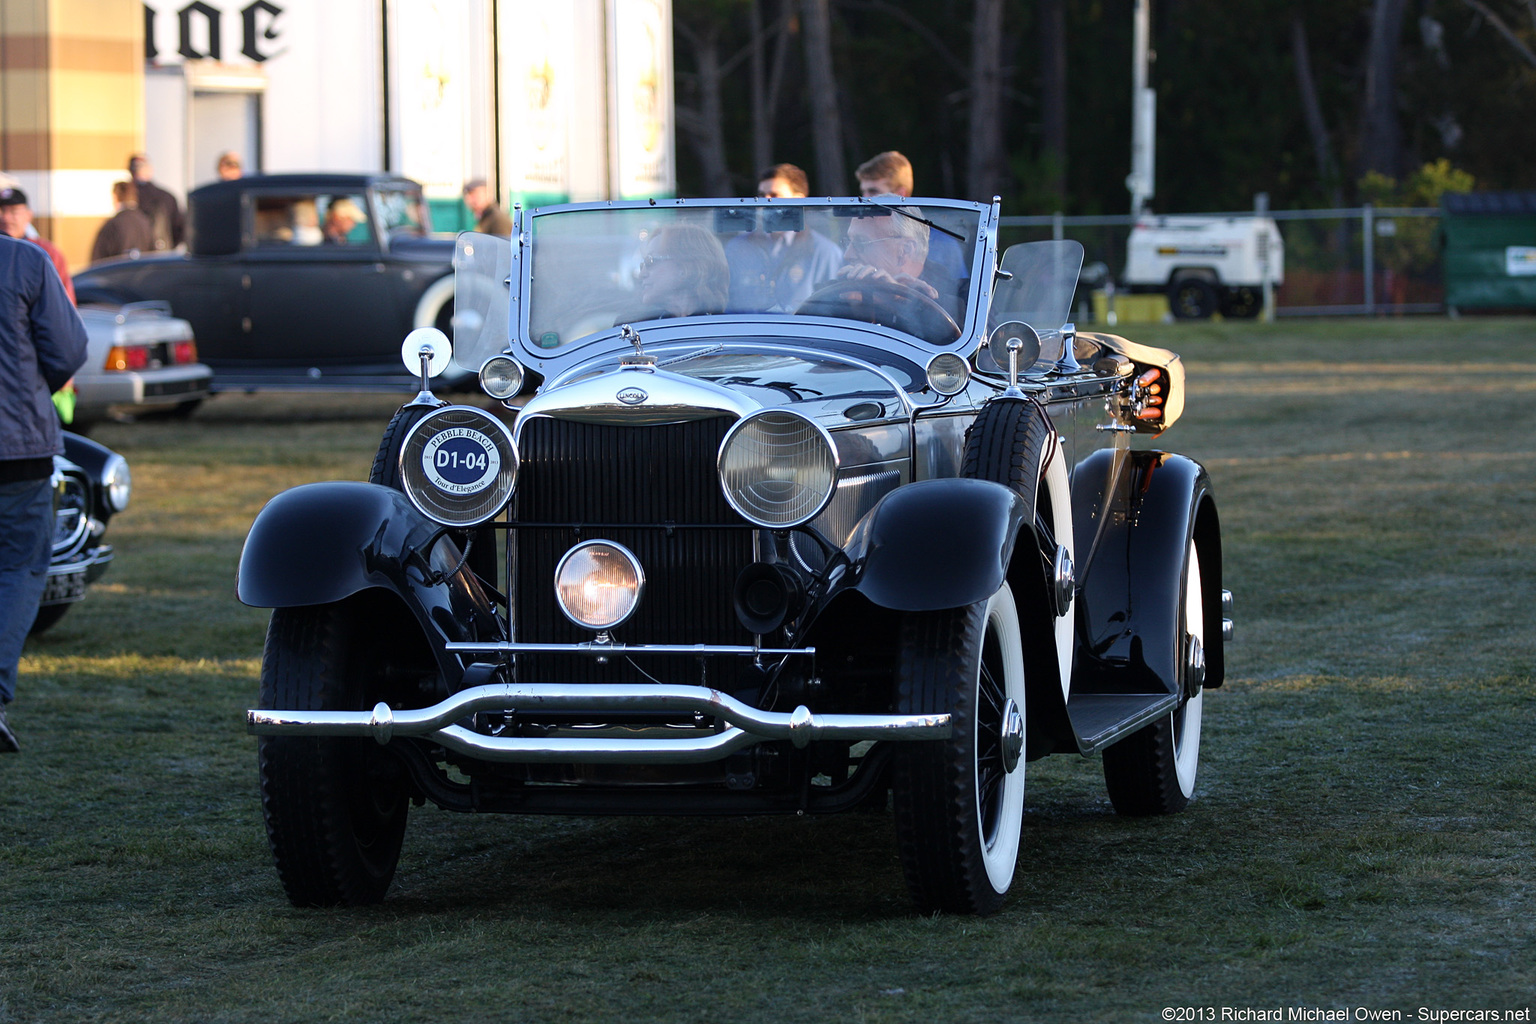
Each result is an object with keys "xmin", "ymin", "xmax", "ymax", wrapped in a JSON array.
[
  {"xmin": 892, "ymin": 583, "xmax": 1027, "ymax": 915},
  {"xmin": 257, "ymin": 603, "xmax": 410, "ymax": 906},
  {"xmin": 1102, "ymin": 540, "xmax": 1206, "ymax": 816}
]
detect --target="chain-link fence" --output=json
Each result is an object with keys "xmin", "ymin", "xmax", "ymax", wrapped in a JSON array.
[{"xmin": 998, "ymin": 206, "xmax": 1444, "ymax": 318}]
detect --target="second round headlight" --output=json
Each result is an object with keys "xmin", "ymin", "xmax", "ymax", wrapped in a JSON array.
[{"xmin": 717, "ymin": 409, "xmax": 838, "ymax": 528}]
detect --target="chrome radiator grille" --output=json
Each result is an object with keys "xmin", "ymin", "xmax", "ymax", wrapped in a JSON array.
[{"xmin": 512, "ymin": 416, "xmax": 756, "ymax": 686}]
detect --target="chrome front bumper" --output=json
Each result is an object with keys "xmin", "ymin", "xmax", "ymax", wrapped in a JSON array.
[
  {"xmin": 40, "ymin": 546, "xmax": 114, "ymax": 606},
  {"xmin": 247, "ymin": 682, "xmax": 952, "ymax": 764}
]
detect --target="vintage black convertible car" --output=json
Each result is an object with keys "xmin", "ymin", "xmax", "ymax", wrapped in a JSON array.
[
  {"xmin": 33, "ymin": 433, "xmax": 131, "ymax": 635},
  {"xmin": 72, "ymin": 173, "xmax": 458, "ymax": 391},
  {"xmin": 241, "ymin": 196, "xmax": 1231, "ymax": 915}
]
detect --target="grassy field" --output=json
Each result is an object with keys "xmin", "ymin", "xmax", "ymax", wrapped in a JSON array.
[{"xmin": 2, "ymin": 319, "xmax": 1533, "ymax": 1023}]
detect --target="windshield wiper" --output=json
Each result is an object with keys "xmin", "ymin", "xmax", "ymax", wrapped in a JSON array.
[{"xmin": 851, "ymin": 198, "xmax": 967, "ymax": 242}]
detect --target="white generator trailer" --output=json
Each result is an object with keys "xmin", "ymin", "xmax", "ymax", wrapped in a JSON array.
[{"xmin": 1124, "ymin": 215, "xmax": 1284, "ymax": 319}]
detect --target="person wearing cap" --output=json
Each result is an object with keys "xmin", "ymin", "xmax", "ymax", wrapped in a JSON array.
[
  {"xmin": 0, "ymin": 187, "xmax": 74, "ymax": 304},
  {"xmin": 127, "ymin": 152, "xmax": 183, "ymax": 250},
  {"xmin": 0, "ymin": 231, "xmax": 89, "ymax": 753},
  {"xmin": 216, "ymin": 151, "xmax": 243, "ymax": 181},
  {"xmin": 90, "ymin": 181, "xmax": 155, "ymax": 263},
  {"xmin": 462, "ymin": 179, "xmax": 512, "ymax": 235}
]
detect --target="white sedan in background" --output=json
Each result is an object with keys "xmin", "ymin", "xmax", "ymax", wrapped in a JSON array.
[{"xmin": 73, "ymin": 301, "xmax": 213, "ymax": 427}]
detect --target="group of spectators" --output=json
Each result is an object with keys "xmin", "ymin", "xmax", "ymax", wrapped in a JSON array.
[{"xmin": 88, "ymin": 153, "xmax": 186, "ymax": 263}]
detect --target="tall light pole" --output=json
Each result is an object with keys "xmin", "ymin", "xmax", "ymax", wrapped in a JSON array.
[{"xmin": 1126, "ymin": 0, "xmax": 1155, "ymax": 216}]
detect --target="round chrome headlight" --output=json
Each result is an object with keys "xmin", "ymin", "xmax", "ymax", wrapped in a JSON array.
[
  {"xmin": 717, "ymin": 409, "xmax": 838, "ymax": 528},
  {"xmin": 399, "ymin": 405, "xmax": 518, "ymax": 526},
  {"xmin": 926, "ymin": 352, "xmax": 970, "ymax": 395},
  {"xmin": 554, "ymin": 541, "xmax": 645, "ymax": 631},
  {"xmin": 478, "ymin": 355, "xmax": 526, "ymax": 400},
  {"xmin": 52, "ymin": 473, "xmax": 90, "ymax": 553},
  {"xmin": 101, "ymin": 453, "xmax": 131, "ymax": 513}
]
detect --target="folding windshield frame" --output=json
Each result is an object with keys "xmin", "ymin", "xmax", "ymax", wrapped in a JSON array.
[{"xmin": 507, "ymin": 196, "xmax": 1000, "ymax": 378}]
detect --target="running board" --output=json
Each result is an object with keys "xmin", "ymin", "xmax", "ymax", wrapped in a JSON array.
[{"xmin": 1066, "ymin": 692, "xmax": 1182, "ymax": 753}]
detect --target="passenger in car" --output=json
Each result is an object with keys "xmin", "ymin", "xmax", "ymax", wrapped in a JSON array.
[
  {"xmin": 322, "ymin": 198, "xmax": 366, "ymax": 245},
  {"xmin": 635, "ymin": 224, "xmax": 730, "ymax": 319}
]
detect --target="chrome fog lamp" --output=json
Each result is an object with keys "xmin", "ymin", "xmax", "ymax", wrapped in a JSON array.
[
  {"xmin": 926, "ymin": 352, "xmax": 970, "ymax": 395},
  {"xmin": 102, "ymin": 454, "xmax": 132, "ymax": 513},
  {"xmin": 718, "ymin": 409, "xmax": 838, "ymax": 529},
  {"xmin": 478, "ymin": 355, "xmax": 526, "ymax": 400},
  {"xmin": 554, "ymin": 541, "xmax": 646, "ymax": 631}
]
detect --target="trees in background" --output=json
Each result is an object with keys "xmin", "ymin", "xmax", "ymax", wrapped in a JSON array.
[{"xmin": 672, "ymin": 0, "xmax": 1536, "ymax": 211}]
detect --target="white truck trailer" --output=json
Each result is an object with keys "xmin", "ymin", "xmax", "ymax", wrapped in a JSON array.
[{"xmin": 1124, "ymin": 215, "xmax": 1284, "ymax": 319}]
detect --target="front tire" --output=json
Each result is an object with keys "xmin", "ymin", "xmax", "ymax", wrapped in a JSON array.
[
  {"xmin": 1102, "ymin": 541, "xmax": 1205, "ymax": 815},
  {"xmin": 892, "ymin": 584, "xmax": 1027, "ymax": 915},
  {"xmin": 257, "ymin": 604, "xmax": 410, "ymax": 906}
]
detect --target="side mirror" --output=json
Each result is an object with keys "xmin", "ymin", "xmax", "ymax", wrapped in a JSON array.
[
  {"xmin": 982, "ymin": 321, "xmax": 1041, "ymax": 384},
  {"xmin": 401, "ymin": 327, "xmax": 453, "ymax": 379}
]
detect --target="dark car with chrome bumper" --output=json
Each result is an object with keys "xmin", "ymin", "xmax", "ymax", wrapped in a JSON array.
[
  {"xmin": 72, "ymin": 173, "xmax": 458, "ymax": 392},
  {"xmin": 33, "ymin": 433, "xmax": 131, "ymax": 635},
  {"xmin": 239, "ymin": 196, "xmax": 1232, "ymax": 914}
]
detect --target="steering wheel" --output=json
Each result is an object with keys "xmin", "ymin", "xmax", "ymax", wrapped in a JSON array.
[{"xmin": 795, "ymin": 278, "xmax": 961, "ymax": 344}]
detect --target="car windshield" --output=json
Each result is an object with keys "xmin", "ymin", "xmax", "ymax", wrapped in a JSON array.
[
  {"xmin": 522, "ymin": 200, "xmax": 985, "ymax": 352},
  {"xmin": 376, "ymin": 187, "xmax": 430, "ymax": 237}
]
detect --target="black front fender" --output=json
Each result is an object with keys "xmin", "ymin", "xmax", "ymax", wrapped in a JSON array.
[
  {"xmin": 238, "ymin": 482, "xmax": 448, "ymax": 608},
  {"xmin": 237, "ymin": 482, "xmax": 501, "ymax": 684},
  {"xmin": 845, "ymin": 477, "xmax": 1027, "ymax": 612}
]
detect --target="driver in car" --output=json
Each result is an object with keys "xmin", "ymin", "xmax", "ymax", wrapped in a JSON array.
[{"xmin": 837, "ymin": 201, "xmax": 964, "ymax": 320}]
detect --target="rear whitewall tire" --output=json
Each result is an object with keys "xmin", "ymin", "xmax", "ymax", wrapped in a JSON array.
[{"xmin": 1102, "ymin": 540, "xmax": 1205, "ymax": 815}]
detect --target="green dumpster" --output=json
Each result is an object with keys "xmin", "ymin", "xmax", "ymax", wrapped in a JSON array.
[{"xmin": 1442, "ymin": 192, "xmax": 1536, "ymax": 312}]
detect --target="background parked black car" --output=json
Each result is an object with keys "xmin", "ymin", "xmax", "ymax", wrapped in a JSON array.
[{"xmin": 72, "ymin": 174, "xmax": 460, "ymax": 392}]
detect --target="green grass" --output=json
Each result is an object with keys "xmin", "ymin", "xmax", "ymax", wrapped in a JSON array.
[{"xmin": 3, "ymin": 321, "xmax": 1535, "ymax": 1022}]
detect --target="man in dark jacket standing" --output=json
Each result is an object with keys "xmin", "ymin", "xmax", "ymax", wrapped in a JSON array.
[
  {"xmin": 91, "ymin": 181, "xmax": 156, "ymax": 263},
  {"xmin": 128, "ymin": 153, "xmax": 184, "ymax": 250},
  {"xmin": 0, "ymin": 234, "xmax": 89, "ymax": 752}
]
